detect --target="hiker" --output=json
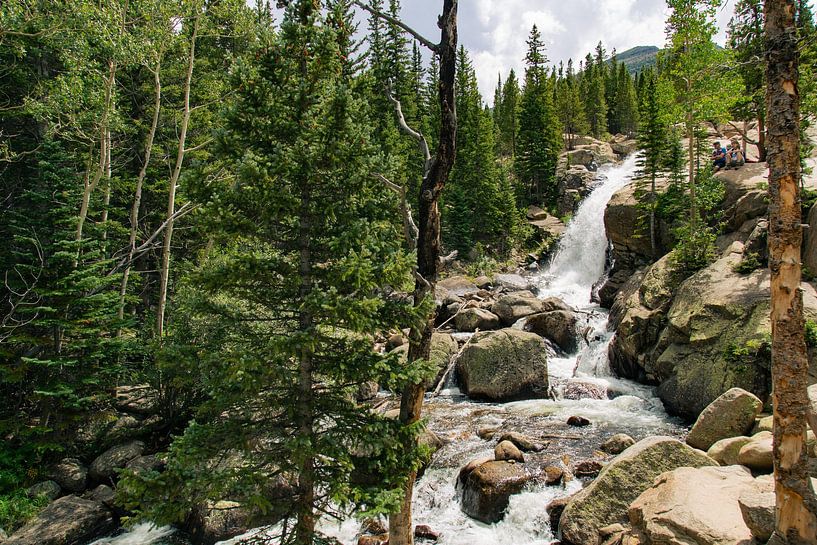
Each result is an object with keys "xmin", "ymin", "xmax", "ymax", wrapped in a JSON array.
[
  {"xmin": 725, "ymin": 139, "xmax": 745, "ymax": 169},
  {"xmin": 712, "ymin": 141, "xmax": 727, "ymax": 171}
]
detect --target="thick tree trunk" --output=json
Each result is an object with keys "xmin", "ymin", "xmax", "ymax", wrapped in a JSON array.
[
  {"xmin": 119, "ymin": 61, "xmax": 162, "ymax": 323},
  {"xmin": 388, "ymin": 3, "xmax": 458, "ymax": 545},
  {"xmin": 765, "ymin": 1, "xmax": 817, "ymax": 543},
  {"xmin": 156, "ymin": 14, "xmax": 198, "ymax": 338},
  {"xmin": 759, "ymin": 112, "xmax": 768, "ymax": 162}
]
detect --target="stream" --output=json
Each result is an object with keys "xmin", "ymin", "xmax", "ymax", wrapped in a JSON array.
[{"xmin": 93, "ymin": 155, "xmax": 684, "ymax": 545}]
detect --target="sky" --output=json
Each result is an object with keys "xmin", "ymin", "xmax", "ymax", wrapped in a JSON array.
[{"xmin": 269, "ymin": 0, "xmax": 817, "ymax": 100}]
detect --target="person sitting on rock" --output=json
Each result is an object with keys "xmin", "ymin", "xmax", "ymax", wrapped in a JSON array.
[
  {"xmin": 725, "ymin": 139, "xmax": 745, "ymax": 169},
  {"xmin": 712, "ymin": 141, "xmax": 727, "ymax": 171}
]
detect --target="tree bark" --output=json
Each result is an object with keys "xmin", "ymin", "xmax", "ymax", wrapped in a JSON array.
[
  {"xmin": 119, "ymin": 60, "xmax": 162, "ymax": 323},
  {"xmin": 388, "ymin": 3, "xmax": 457, "ymax": 545},
  {"xmin": 765, "ymin": 1, "xmax": 817, "ymax": 543},
  {"xmin": 156, "ymin": 13, "xmax": 198, "ymax": 338}
]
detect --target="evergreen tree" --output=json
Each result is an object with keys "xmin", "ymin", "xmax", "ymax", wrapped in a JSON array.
[
  {"xmin": 516, "ymin": 25, "xmax": 563, "ymax": 205},
  {"xmin": 556, "ymin": 59, "xmax": 590, "ymax": 149},
  {"xmin": 582, "ymin": 52, "xmax": 609, "ymax": 138},
  {"xmin": 121, "ymin": 3, "xmax": 423, "ymax": 543},
  {"xmin": 497, "ymin": 69, "xmax": 521, "ymax": 157},
  {"xmin": 615, "ymin": 62, "xmax": 639, "ymax": 136}
]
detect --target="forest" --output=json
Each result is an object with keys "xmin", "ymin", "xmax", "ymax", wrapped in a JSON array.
[{"xmin": 2, "ymin": 0, "xmax": 817, "ymax": 545}]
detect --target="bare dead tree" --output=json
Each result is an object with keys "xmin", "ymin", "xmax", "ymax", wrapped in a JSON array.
[
  {"xmin": 354, "ymin": 2, "xmax": 458, "ymax": 544},
  {"xmin": 765, "ymin": 0, "xmax": 817, "ymax": 542}
]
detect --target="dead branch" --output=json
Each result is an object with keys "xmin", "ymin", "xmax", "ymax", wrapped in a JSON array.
[
  {"xmin": 387, "ymin": 89, "xmax": 433, "ymax": 176},
  {"xmin": 375, "ymin": 173, "xmax": 418, "ymax": 250},
  {"xmin": 432, "ymin": 330, "xmax": 476, "ymax": 396},
  {"xmin": 352, "ymin": 0, "xmax": 439, "ymax": 53}
]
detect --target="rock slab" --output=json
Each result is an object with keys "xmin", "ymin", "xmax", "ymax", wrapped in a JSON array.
[
  {"xmin": 629, "ymin": 465, "xmax": 755, "ymax": 545},
  {"xmin": 5, "ymin": 495, "xmax": 115, "ymax": 545},
  {"xmin": 460, "ymin": 461, "xmax": 531, "ymax": 523},
  {"xmin": 559, "ymin": 436, "xmax": 716, "ymax": 545}
]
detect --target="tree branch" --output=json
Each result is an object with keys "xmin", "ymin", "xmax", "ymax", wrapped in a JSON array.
[
  {"xmin": 387, "ymin": 88, "xmax": 433, "ymax": 175},
  {"xmin": 352, "ymin": 0, "xmax": 439, "ymax": 53},
  {"xmin": 375, "ymin": 173, "xmax": 418, "ymax": 250}
]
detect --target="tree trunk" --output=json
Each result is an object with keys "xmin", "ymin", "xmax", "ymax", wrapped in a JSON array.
[
  {"xmin": 388, "ymin": 3, "xmax": 458, "ymax": 545},
  {"xmin": 75, "ymin": 60, "xmax": 116, "ymax": 264},
  {"xmin": 759, "ymin": 111, "xmax": 768, "ymax": 162},
  {"xmin": 650, "ymin": 171, "xmax": 657, "ymax": 260},
  {"xmin": 687, "ymin": 111, "xmax": 697, "ymax": 224},
  {"xmin": 156, "ymin": 13, "xmax": 198, "ymax": 338},
  {"xmin": 765, "ymin": 1, "xmax": 817, "ymax": 543},
  {"xmin": 119, "ymin": 60, "xmax": 162, "ymax": 324},
  {"xmin": 100, "ymin": 129, "xmax": 112, "ymax": 245}
]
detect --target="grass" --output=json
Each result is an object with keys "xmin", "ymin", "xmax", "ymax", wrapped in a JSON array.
[{"xmin": 0, "ymin": 490, "xmax": 48, "ymax": 533}]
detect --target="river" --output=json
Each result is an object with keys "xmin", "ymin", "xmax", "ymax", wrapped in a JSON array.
[{"xmin": 93, "ymin": 155, "xmax": 683, "ymax": 545}]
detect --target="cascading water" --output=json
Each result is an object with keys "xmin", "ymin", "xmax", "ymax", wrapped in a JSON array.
[{"xmin": 102, "ymin": 156, "xmax": 681, "ymax": 545}]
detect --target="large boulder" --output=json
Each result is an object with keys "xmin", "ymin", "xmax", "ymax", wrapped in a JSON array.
[
  {"xmin": 706, "ymin": 436, "xmax": 753, "ymax": 466},
  {"xmin": 456, "ymin": 329, "xmax": 549, "ymax": 401},
  {"xmin": 492, "ymin": 273, "xmax": 531, "ymax": 291},
  {"xmin": 524, "ymin": 310, "xmax": 583, "ymax": 353},
  {"xmin": 685, "ymin": 388, "xmax": 763, "ymax": 450},
  {"xmin": 454, "ymin": 308, "xmax": 501, "ymax": 332},
  {"xmin": 556, "ymin": 165, "xmax": 597, "ymax": 216},
  {"xmin": 559, "ymin": 436, "xmax": 716, "ymax": 545},
  {"xmin": 49, "ymin": 458, "xmax": 87, "ymax": 493},
  {"xmin": 392, "ymin": 332, "xmax": 458, "ymax": 389},
  {"xmin": 739, "ymin": 475, "xmax": 775, "ymax": 542},
  {"xmin": 490, "ymin": 292, "xmax": 545, "ymax": 326},
  {"xmin": 459, "ymin": 460, "xmax": 532, "ymax": 523},
  {"xmin": 629, "ymin": 465, "xmax": 755, "ymax": 545},
  {"xmin": 436, "ymin": 275, "xmax": 480, "ymax": 299},
  {"xmin": 5, "ymin": 496, "xmax": 115, "ymax": 545},
  {"xmin": 566, "ymin": 141, "xmax": 617, "ymax": 168},
  {"xmin": 737, "ymin": 431, "xmax": 773, "ymax": 472},
  {"xmin": 88, "ymin": 440, "xmax": 145, "ymax": 482},
  {"xmin": 188, "ymin": 500, "xmax": 284, "ymax": 545},
  {"xmin": 115, "ymin": 384, "xmax": 158, "ymax": 415}
]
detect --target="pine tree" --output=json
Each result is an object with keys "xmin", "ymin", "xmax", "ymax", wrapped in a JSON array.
[
  {"xmin": 556, "ymin": 59, "xmax": 590, "ymax": 149},
  {"xmin": 497, "ymin": 69, "xmax": 521, "ymax": 157},
  {"xmin": 616, "ymin": 62, "xmax": 639, "ymax": 136},
  {"xmin": 120, "ymin": 4, "xmax": 423, "ymax": 543},
  {"xmin": 516, "ymin": 25, "xmax": 563, "ymax": 205}
]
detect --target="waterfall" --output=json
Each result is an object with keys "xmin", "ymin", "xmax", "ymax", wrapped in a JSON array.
[{"xmin": 537, "ymin": 155, "xmax": 639, "ymax": 307}]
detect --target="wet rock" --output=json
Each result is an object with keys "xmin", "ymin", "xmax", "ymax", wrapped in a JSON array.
[
  {"xmin": 492, "ymin": 273, "xmax": 531, "ymax": 291},
  {"xmin": 477, "ymin": 427, "xmax": 498, "ymax": 440},
  {"xmin": 543, "ymin": 465, "xmax": 564, "ymax": 486},
  {"xmin": 629, "ymin": 466, "xmax": 755, "ymax": 545},
  {"xmin": 685, "ymin": 387, "xmax": 762, "ymax": 451},
  {"xmin": 567, "ymin": 416, "xmax": 590, "ymax": 427},
  {"xmin": 574, "ymin": 460, "xmax": 603, "ymax": 477},
  {"xmin": 547, "ymin": 496, "xmax": 571, "ymax": 532},
  {"xmin": 559, "ymin": 436, "xmax": 717, "ymax": 545},
  {"xmin": 115, "ymin": 384, "xmax": 158, "ymax": 415},
  {"xmin": 600, "ymin": 434, "xmax": 635, "ymax": 455},
  {"xmin": 706, "ymin": 436, "xmax": 753, "ymax": 466},
  {"xmin": 190, "ymin": 500, "xmax": 282, "ymax": 545},
  {"xmin": 454, "ymin": 308, "xmax": 501, "ymax": 332},
  {"xmin": 737, "ymin": 431, "xmax": 773, "ymax": 472},
  {"xmin": 490, "ymin": 291, "xmax": 545, "ymax": 325},
  {"xmin": 738, "ymin": 475, "xmax": 775, "ymax": 541},
  {"xmin": 497, "ymin": 431, "xmax": 546, "ymax": 452},
  {"xmin": 414, "ymin": 524, "xmax": 439, "ymax": 541},
  {"xmin": 25, "ymin": 481, "xmax": 61, "ymax": 501},
  {"xmin": 359, "ymin": 517, "xmax": 387, "ymax": 536},
  {"xmin": 4, "ymin": 495, "xmax": 115, "ymax": 545},
  {"xmin": 494, "ymin": 440, "xmax": 524, "ymax": 462},
  {"xmin": 89, "ymin": 440, "xmax": 145, "ymax": 482},
  {"xmin": 457, "ymin": 329, "xmax": 549, "ymax": 401},
  {"xmin": 49, "ymin": 458, "xmax": 87, "ymax": 493},
  {"xmin": 357, "ymin": 534, "xmax": 388, "ymax": 545},
  {"xmin": 561, "ymin": 380, "xmax": 608, "ymax": 401},
  {"xmin": 457, "ymin": 456, "xmax": 494, "ymax": 487},
  {"xmin": 88, "ymin": 484, "xmax": 115, "ymax": 504},
  {"xmin": 460, "ymin": 461, "xmax": 532, "ymax": 523},
  {"xmin": 357, "ymin": 381, "xmax": 379, "ymax": 401},
  {"xmin": 525, "ymin": 310, "xmax": 582, "ymax": 353}
]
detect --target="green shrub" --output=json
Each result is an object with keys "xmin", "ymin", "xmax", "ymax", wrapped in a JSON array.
[
  {"xmin": 670, "ymin": 223, "xmax": 717, "ymax": 273},
  {"xmin": 805, "ymin": 320, "xmax": 817, "ymax": 349},
  {"xmin": 0, "ymin": 490, "xmax": 47, "ymax": 533},
  {"xmin": 732, "ymin": 252, "xmax": 762, "ymax": 274}
]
